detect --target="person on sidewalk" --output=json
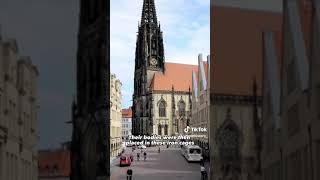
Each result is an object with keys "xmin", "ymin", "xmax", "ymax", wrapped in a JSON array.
[
  {"xmin": 127, "ymin": 169, "xmax": 133, "ymax": 180},
  {"xmin": 158, "ymin": 146, "xmax": 161, "ymax": 153},
  {"xmin": 143, "ymin": 151, "xmax": 147, "ymax": 161},
  {"xmin": 200, "ymin": 161, "xmax": 207, "ymax": 180},
  {"xmin": 137, "ymin": 152, "xmax": 140, "ymax": 161}
]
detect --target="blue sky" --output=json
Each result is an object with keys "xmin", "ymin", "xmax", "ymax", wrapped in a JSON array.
[{"xmin": 111, "ymin": 0, "xmax": 210, "ymax": 109}]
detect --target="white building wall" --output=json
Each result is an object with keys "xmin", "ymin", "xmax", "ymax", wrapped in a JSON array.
[
  {"xmin": 122, "ymin": 117, "xmax": 132, "ymax": 139},
  {"xmin": 0, "ymin": 38, "xmax": 38, "ymax": 180},
  {"xmin": 110, "ymin": 74, "xmax": 122, "ymax": 158}
]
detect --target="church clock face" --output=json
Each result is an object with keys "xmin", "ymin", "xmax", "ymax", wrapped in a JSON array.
[{"xmin": 150, "ymin": 57, "xmax": 158, "ymax": 67}]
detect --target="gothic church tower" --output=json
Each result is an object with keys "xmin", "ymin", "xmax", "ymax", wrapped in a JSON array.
[
  {"xmin": 70, "ymin": 0, "xmax": 110, "ymax": 179},
  {"xmin": 132, "ymin": 0, "xmax": 165, "ymax": 135}
]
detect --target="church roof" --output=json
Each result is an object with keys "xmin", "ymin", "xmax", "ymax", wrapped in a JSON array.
[
  {"xmin": 151, "ymin": 62, "xmax": 198, "ymax": 92},
  {"xmin": 150, "ymin": 61, "xmax": 210, "ymax": 93},
  {"xmin": 38, "ymin": 150, "xmax": 70, "ymax": 177}
]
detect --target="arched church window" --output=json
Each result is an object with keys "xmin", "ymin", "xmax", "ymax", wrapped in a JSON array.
[
  {"xmin": 152, "ymin": 41, "xmax": 156, "ymax": 48},
  {"xmin": 178, "ymin": 100, "xmax": 186, "ymax": 117},
  {"xmin": 158, "ymin": 124, "xmax": 162, "ymax": 135},
  {"xmin": 216, "ymin": 120, "xmax": 241, "ymax": 178},
  {"xmin": 159, "ymin": 101, "xmax": 166, "ymax": 117},
  {"xmin": 164, "ymin": 124, "xmax": 168, "ymax": 135}
]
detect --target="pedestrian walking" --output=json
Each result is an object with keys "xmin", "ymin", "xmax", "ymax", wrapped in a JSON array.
[
  {"xmin": 127, "ymin": 169, "xmax": 133, "ymax": 180},
  {"xmin": 137, "ymin": 152, "xmax": 140, "ymax": 161},
  {"xmin": 158, "ymin": 146, "xmax": 160, "ymax": 153},
  {"xmin": 200, "ymin": 163, "xmax": 207, "ymax": 180},
  {"xmin": 143, "ymin": 151, "xmax": 147, "ymax": 161}
]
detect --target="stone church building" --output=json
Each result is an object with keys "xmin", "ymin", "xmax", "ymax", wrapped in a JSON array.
[{"xmin": 132, "ymin": 0, "xmax": 198, "ymax": 136}]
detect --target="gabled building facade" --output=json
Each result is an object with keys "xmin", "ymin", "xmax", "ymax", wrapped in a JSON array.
[
  {"xmin": 110, "ymin": 74, "xmax": 122, "ymax": 158},
  {"xmin": 209, "ymin": 1, "xmax": 282, "ymax": 179},
  {"xmin": 261, "ymin": 31, "xmax": 282, "ymax": 180},
  {"xmin": 190, "ymin": 54, "xmax": 210, "ymax": 154},
  {"xmin": 149, "ymin": 63, "xmax": 193, "ymax": 136},
  {"xmin": 262, "ymin": 0, "xmax": 320, "ymax": 179},
  {"xmin": 122, "ymin": 108, "xmax": 132, "ymax": 140},
  {"xmin": 0, "ymin": 32, "xmax": 39, "ymax": 180}
]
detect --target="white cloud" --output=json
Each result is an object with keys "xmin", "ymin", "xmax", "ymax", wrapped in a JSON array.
[{"xmin": 111, "ymin": 0, "xmax": 210, "ymax": 107}]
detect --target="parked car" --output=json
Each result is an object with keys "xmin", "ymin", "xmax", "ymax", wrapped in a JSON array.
[
  {"xmin": 137, "ymin": 145, "xmax": 147, "ymax": 149},
  {"xmin": 120, "ymin": 155, "xmax": 131, "ymax": 167}
]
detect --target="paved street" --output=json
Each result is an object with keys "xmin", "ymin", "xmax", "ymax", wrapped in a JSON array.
[{"xmin": 110, "ymin": 146, "xmax": 203, "ymax": 180}]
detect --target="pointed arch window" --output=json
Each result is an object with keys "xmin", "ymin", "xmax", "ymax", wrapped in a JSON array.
[
  {"xmin": 158, "ymin": 124, "xmax": 162, "ymax": 135},
  {"xmin": 178, "ymin": 100, "xmax": 186, "ymax": 117},
  {"xmin": 164, "ymin": 124, "xmax": 168, "ymax": 135},
  {"xmin": 159, "ymin": 100, "xmax": 166, "ymax": 117}
]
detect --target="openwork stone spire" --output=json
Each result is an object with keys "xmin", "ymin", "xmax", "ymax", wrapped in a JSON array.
[
  {"xmin": 141, "ymin": 0, "xmax": 158, "ymax": 25},
  {"xmin": 135, "ymin": 0, "xmax": 164, "ymax": 71}
]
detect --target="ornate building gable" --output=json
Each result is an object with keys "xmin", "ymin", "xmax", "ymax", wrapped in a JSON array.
[
  {"xmin": 192, "ymin": 71, "xmax": 198, "ymax": 102},
  {"xmin": 207, "ymin": 55, "xmax": 210, "ymax": 88},
  {"xmin": 215, "ymin": 108, "xmax": 243, "ymax": 180},
  {"xmin": 151, "ymin": 88, "xmax": 192, "ymax": 136},
  {"xmin": 284, "ymin": 0, "xmax": 309, "ymax": 91},
  {"xmin": 261, "ymin": 31, "xmax": 283, "ymax": 180},
  {"xmin": 198, "ymin": 54, "xmax": 208, "ymax": 91},
  {"xmin": 263, "ymin": 31, "xmax": 281, "ymax": 129},
  {"xmin": 191, "ymin": 54, "xmax": 210, "ymax": 102}
]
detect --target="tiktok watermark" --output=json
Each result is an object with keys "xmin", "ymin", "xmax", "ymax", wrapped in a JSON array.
[{"xmin": 184, "ymin": 126, "xmax": 207, "ymax": 133}]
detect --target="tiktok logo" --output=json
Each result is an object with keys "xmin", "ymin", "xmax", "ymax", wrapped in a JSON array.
[
  {"xmin": 184, "ymin": 126, "xmax": 207, "ymax": 133},
  {"xmin": 184, "ymin": 126, "xmax": 190, "ymax": 133}
]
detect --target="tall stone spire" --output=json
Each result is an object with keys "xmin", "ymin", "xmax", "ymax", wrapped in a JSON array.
[
  {"xmin": 134, "ymin": 0, "xmax": 164, "ymax": 71},
  {"xmin": 141, "ymin": 0, "xmax": 158, "ymax": 25},
  {"xmin": 133, "ymin": 0, "xmax": 164, "ymax": 135}
]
